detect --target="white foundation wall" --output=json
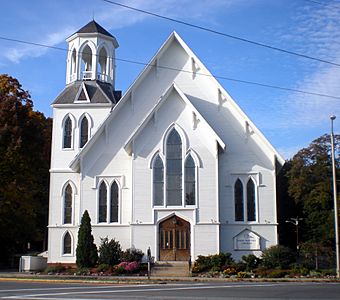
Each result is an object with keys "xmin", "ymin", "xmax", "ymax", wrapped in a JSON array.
[
  {"xmin": 48, "ymin": 227, "xmax": 78, "ymax": 263},
  {"xmin": 220, "ymin": 224, "xmax": 277, "ymax": 261}
]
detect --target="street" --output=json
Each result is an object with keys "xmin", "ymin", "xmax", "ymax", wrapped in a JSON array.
[{"xmin": 0, "ymin": 280, "xmax": 339, "ymax": 299}]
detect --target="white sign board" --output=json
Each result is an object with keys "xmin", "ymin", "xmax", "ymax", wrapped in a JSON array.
[{"xmin": 234, "ymin": 229, "xmax": 260, "ymax": 250}]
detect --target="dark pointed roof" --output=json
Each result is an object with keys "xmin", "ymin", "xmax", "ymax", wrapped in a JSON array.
[
  {"xmin": 52, "ymin": 81, "xmax": 121, "ymax": 105},
  {"xmin": 76, "ymin": 20, "xmax": 114, "ymax": 38}
]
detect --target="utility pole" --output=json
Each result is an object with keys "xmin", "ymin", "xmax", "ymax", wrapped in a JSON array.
[
  {"xmin": 330, "ymin": 115, "xmax": 339, "ymax": 279},
  {"xmin": 286, "ymin": 217, "xmax": 303, "ymax": 251}
]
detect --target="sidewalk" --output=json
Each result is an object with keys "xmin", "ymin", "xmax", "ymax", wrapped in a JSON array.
[{"xmin": 0, "ymin": 271, "xmax": 339, "ymax": 283}]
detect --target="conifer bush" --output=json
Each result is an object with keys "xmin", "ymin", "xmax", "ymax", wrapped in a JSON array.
[
  {"xmin": 76, "ymin": 210, "xmax": 98, "ymax": 268},
  {"xmin": 98, "ymin": 237, "xmax": 122, "ymax": 266}
]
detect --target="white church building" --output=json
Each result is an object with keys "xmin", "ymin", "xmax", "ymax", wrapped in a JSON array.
[{"xmin": 48, "ymin": 21, "xmax": 284, "ymax": 264}]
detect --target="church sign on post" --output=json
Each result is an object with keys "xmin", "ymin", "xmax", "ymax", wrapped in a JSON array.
[{"xmin": 234, "ymin": 229, "xmax": 260, "ymax": 250}]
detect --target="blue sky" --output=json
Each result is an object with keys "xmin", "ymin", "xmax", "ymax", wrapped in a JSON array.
[{"xmin": 1, "ymin": 0, "xmax": 339, "ymax": 158}]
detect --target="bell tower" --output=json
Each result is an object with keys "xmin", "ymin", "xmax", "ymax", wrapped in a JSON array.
[{"xmin": 65, "ymin": 20, "xmax": 119, "ymax": 88}]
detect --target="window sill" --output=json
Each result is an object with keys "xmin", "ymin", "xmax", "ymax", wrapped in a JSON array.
[{"xmin": 153, "ymin": 206, "xmax": 197, "ymax": 210}]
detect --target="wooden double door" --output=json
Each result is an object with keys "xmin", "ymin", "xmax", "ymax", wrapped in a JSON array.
[{"xmin": 159, "ymin": 215, "xmax": 190, "ymax": 261}]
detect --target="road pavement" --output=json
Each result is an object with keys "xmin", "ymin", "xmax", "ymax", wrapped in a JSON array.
[{"xmin": 0, "ymin": 280, "xmax": 339, "ymax": 299}]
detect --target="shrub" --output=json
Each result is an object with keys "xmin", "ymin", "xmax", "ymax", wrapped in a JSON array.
[
  {"xmin": 117, "ymin": 261, "xmax": 140, "ymax": 273},
  {"xmin": 121, "ymin": 248, "xmax": 144, "ymax": 262},
  {"xmin": 223, "ymin": 267, "xmax": 237, "ymax": 276},
  {"xmin": 261, "ymin": 245, "xmax": 295, "ymax": 269},
  {"xmin": 98, "ymin": 237, "xmax": 122, "ymax": 266},
  {"xmin": 76, "ymin": 210, "xmax": 98, "ymax": 268},
  {"xmin": 194, "ymin": 252, "xmax": 234, "ymax": 272},
  {"xmin": 237, "ymin": 271, "xmax": 253, "ymax": 278},
  {"xmin": 267, "ymin": 269, "xmax": 290, "ymax": 278},
  {"xmin": 45, "ymin": 264, "xmax": 65, "ymax": 274},
  {"xmin": 96, "ymin": 263, "xmax": 110, "ymax": 273},
  {"xmin": 241, "ymin": 254, "xmax": 261, "ymax": 271},
  {"xmin": 76, "ymin": 267, "xmax": 90, "ymax": 275}
]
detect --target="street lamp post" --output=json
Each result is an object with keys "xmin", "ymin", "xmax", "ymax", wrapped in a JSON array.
[
  {"xmin": 330, "ymin": 115, "xmax": 339, "ymax": 278},
  {"xmin": 286, "ymin": 217, "xmax": 303, "ymax": 251}
]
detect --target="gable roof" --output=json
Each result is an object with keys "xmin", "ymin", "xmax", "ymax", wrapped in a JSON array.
[
  {"xmin": 52, "ymin": 81, "xmax": 120, "ymax": 105},
  {"xmin": 70, "ymin": 31, "xmax": 285, "ymax": 171},
  {"xmin": 124, "ymin": 83, "xmax": 225, "ymax": 156}
]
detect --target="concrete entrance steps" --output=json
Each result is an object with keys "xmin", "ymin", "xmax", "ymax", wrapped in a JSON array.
[{"xmin": 151, "ymin": 261, "xmax": 190, "ymax": 277}]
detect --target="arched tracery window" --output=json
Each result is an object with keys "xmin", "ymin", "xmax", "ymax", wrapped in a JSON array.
[
  {"xmin": 63, "ymin": 184, "xmax": 72, "ymax": 224},
  {"xmin": 166, "ymin": 129, "xmax": 182, "ymax": 206},
  {"xmin": 99, "ymin": 182, "xmax": 107, "ymax": 222},
  {"xmin": 110, "ymin": 181, "xmax": 119, "ymax": 222},
  {"xmin": 63, "ymin": 116, "xmax": 72, "ymax": 149},
  {"xmin": 63, "ymin": 232, "xmax": 72, "ymax": 254},
  {"xmin": 234, "ymin": 179, "xmax": 244, "ymax": 222},
  {"xmin": 247, "ymin": 179, "xmax": 256, "ymax": 221},
  {"xmin": 153, "ymin": 155, "xmax": 164, "ymax": 206},
  {"xmin": 184, "ymin": 154, "xmax": 196, "ymax": 205},
  {"xmin": 80, "ymin": 116, "xmax": 89, "ymax": 148}
]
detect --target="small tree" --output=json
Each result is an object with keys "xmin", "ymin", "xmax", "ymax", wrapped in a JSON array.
[
  {"xmin": 76, "ymin": 210, "xmax": 98, "ymax": 268},
  {"xmin": 98, "ymin": 237, "xmax": 122, "ymax": 265}
]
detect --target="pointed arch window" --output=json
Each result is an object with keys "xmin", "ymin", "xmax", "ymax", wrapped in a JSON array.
[
  {"xmin": 80, "ymin": 116, "xmax": 89, "ymax": 148},
  {"xmin": 63, "ymin": 116, "xmax": 72, "ymax": 149},
  {"xmin": 166, "ymin": 129, "xmax": 182, "ymax": 206},
  {"xmin": 234, "ymin": 179, "xmax": 244, "ymax": 222},
  {"xmin": 153, "ymin": 155, "xmax": 164, "ymax": 206},
  {"xmin": 98, "ymin": 47, "xmax": 108, "ymax": 81},
  {"xmin": 71, "ymin": 49, "xmax": 76, "ymax": 75},
  {"xmin": 63, "ymin": 184, "xmax": 72, "ymax": 224},
  {"xmin": 81, "ymin": 44, "xmax": 93, "ymax": 79},
  {"xmin": 247, "ymin": 179, "xmax": 256, "ymax": 221},
  {"xmin": 99, "ymin": 182, "xmax": 107, "ymax": 222},
  {"xmin": 110, "ymin": 181, "xmax": 119, "ymax": 222},
  {"xmin": 185, "ymin": 154, "xmax": 196, "ymax": 205},
  {"xmin": 63, "ymin": 232, "xmax": 72, "ymax": 254}
]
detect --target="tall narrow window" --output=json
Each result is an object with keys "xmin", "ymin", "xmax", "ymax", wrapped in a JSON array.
[
  {"xmin": 63, "ymin": 184, "xmax": 72, "ymax": 224},
  {"xmin": 99, "ymin": 182, "xmax": 107, "ymax": 222},
  {"xmin": 166, "ymin": 129, "xmax": 182, "ymax": 206},
  {"xmin": 63, "ymin": 116, "xmax": 72, "ymax": 149},
  {"xmin": 247, "ymin": 179, "xmax": 256, "ymax": 221},
  {"xmin": 153, "ymin": 155, "xmax": 164, "ymax": 206},
  {"xmin": 63, "ymin": 232, "xmax": 71, "ymax": 254},
  {"xmin": 110, "ymin": 181, "xmax": 119, "ymax": 222},
  {"xmin": 234, "ymin": 179, "xmax": 244, "ymax": 221},
  {"xmin": 185, "ymin": 154, "xmax": 196, "ymax": 205},
  {"xmin": 80, "ymin": 116, "xmax": 89, "ymax": 148}
]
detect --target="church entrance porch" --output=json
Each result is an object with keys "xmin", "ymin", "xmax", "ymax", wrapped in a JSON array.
[{"xmin": 159, "ymin": 215, "xmax": 190, "ymax": 261}]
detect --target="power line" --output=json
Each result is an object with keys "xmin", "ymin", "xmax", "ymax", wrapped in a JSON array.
[
  {"xmin": 303, "ymin": 0, "xmax": 334, "ymax": 7},
  {"xmin": 101, "ymin": 0, "xmax": 340, "ymax": 68},
  {"xmin": 1, "ymin": 35, "xmax": 340, "ymax": 100}
]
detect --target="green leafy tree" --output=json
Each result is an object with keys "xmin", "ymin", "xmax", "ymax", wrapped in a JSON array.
[
  {"xmin": 0, "ymin": 74, "xmax": 51, "ymax": 266},
  {"xmin": 98, "ymin": 237, "xmax": 122, "ymax": 265},
  {"xmin": 286, "ymin": 134, "xmax": 340, "ymax": 246},
  {"xmin": 76, "ymin": 210, "xmax": 98, "ymax": 268}
]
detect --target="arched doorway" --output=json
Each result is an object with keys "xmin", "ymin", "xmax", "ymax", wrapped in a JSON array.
[{"xmin": 159, "ymin": 215, "xmax": 190, "ymax": 261}]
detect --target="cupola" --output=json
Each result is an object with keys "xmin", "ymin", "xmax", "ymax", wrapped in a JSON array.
[{"xmin": 65, "ymin": 20, "xmax": 119, "ymax": 88}]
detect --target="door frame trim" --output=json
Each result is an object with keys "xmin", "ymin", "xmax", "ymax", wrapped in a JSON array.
[{"xmin": 156, "ymin": 212, "xmax": 193, "ymax": 261}]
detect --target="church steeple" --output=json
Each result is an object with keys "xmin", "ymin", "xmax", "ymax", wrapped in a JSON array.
[{"xmin": 65, "ymin": 20, "xmax": 119, "ymax": 88}]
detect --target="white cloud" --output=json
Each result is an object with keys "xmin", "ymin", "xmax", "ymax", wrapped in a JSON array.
[
  {"xmin": 1, "ymin": 0, "xmax": 239, "ymax": 63},
  {"xmin": 267, "ymin": 0, "xmax": 340, "ymax": 129}
]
